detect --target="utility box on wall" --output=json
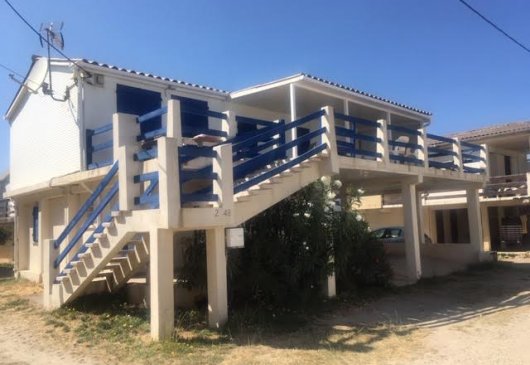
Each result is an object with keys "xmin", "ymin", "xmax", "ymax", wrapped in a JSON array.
[{"xmin": 226, "ymin": 228, "xmax": 244, "ymax": 249}]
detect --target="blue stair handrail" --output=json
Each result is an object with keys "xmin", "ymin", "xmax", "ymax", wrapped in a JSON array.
[{"xmin": 53, "ymin": 162, "xmax": 119, "ymax": 250}]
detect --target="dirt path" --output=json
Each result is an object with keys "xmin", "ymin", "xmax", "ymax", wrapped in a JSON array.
[{"xmin": 1, "ymin": 258, "xmax": 530, "ymax": 364}]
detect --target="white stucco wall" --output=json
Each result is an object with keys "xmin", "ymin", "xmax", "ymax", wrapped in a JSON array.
[{"xmin": 9, "ymin": 59, "xmax": 81, "ymax": 191}]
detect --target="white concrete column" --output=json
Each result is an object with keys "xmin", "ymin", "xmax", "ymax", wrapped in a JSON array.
[
  {"xmin": 402, "ymin": 180, "xmax": 422, "ymax": 282},
  {"xmin": 222, "ymin": 110, "xmax": 237, "ymax": 139},
  {"xmin": 14, "ymin": 203, "xmax": 29, "ymax": 272},
  {"xmin": 452, "ymin": 138, "xmax": 463, "ymax": 173},
  {"xmin": 65, "ymin": 193, "xmax": 81, "ymax": 264},
  {"xmin": 166, "ymin": 99, "xmax": 182, "ymax": 144},
  {"xmin": 480, "ymin": 144, "xmax": 489, "ymax": 178},
  {"xmin": 206, "ymin": 227, "xmax": 228, "ymax": 328},
  {"xmin": 43, "ymin": 238, "xmax": 59, "ymax": 309},
  {"xmin": 114, "ymin": 113, "xmax": 141, "ymax": 212},
  {"xmin": 288, "ymin": 83, "xmax": 298, "ymax": 159},
  {"xmin": 418, "ymin": 127, "xmax": 428, "ymax": 169},
  {"xmin": 38, "ymin": 199, "xmax": 52, "ymax": 277},
  {"xmin": 467, "ymin": 187, "xmax": 484, "ymax": 259},
  {"xmin": 212, "ymin": 144, "xmax": 234, "ymax": 215},
  {"xmin": 320, "ymin": 106, "xmax": 339, "ymax": 175},
  {"xmin": 149, "ymin": 228, "xmax": 174, "ymax": 340},
  {"xmin": 376, "ymin": 119, "xmax": 390, "ymax": 164},
  {"xmin": 416, "ymin": 191, "xmax": 425, "ymax": 244},
  {"xmin": 157, "ymin": 137, "xmax": 180, "ymax": 229}
]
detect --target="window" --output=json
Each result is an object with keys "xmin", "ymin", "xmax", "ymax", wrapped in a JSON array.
[
  {"xmin": 171, "ymin": 95, "xmax": 209, "ymax": 137},
  {"xmin": 116, "ymin": 84, "xmax": 162, "ymax": 136},
  {"xmin": 32, "ymin": 205, "xmax": 38, "ymax": 244}
]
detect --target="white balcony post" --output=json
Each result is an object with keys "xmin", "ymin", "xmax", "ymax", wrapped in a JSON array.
[
  {"xmin": 157, "ymin": 137, "xmax": 180, "ymax": 229},
  {"xmin": 222, "ymin": 110, "xmax": 237, "ymax": 139},
  {"xmin": 376, "ymin": 119, "xmax": 390, "ymax": 164},
  {"xmin": 206, "ymin": 227, "xmax": 228, "ymax": 328},
  {"xmin": 149, "ymin": 228, "xmax": 174, "ymax": 340},
  {"xmin": 166, "ymin": 99, "xmax": 183, "ymax": 145},
  {"xmin": 467, "ymin": 187, "xmax": 484, "ymax": 260},
  {"xmin": 418, "ymin": 127, "xmax": 428, "ymax": 169},
  {"xmin": 321, "ymin": 106, "xmax": 339, "ymax": 175},
  {"xmin": 113, "ymin": 113, "xmax": 141, "ymax": 211},
  {"xmin": 212, "ymin": 144, "xmax": 234, "ymax": 216},
  {"xmin": 288, "ymin": 83, "xmax": 298, "ymax": 159},
  {"xmin": 452, "ymin": 137, "xmax": 463, "ymax": 173},
  {"xmin": 43, "ymin": 238, "xmax": 59, "ymax": 309},
  {"xmin": 480, "ymin": 144, "xmax": 489, "ymax": 178},
  {"xmin": 402, "ymin": 179, "xmax": 422, "ymax": 282}
]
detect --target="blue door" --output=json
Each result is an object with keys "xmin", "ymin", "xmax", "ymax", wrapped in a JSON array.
[{"xmin": 116, "ymin": 84, "xmax": 162, "ymax": 137}]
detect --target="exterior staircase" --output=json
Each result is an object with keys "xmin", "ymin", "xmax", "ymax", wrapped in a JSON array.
[{"xmin": 45, "ymin": 103, "xmax": 338, "ymax": 308}]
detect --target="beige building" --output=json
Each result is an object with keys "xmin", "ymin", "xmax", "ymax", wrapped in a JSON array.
[
  {"xmin": 361, "ymin": 121, "xmax": 530, "ymax": 257},
  {"xmin": 5, "ymin": 56, "xmax": 491, "ymax": 340}
]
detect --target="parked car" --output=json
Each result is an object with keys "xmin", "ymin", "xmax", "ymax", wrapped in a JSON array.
[{"xmin": 372, "ymin": 226, "xmax": 432, "ymax": 244}]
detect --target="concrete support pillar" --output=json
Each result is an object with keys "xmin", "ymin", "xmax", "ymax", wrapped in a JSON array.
[
  {"xmin": 206, "ymin": 227, "xmax": 228, "ymax": 328},
  {"xmin": 418, "ymin": 127, "xmax": 428, "ymax": 169},
  {"xmin": 37, "ymin": 199, "xmax": 52, "ymax": 277},
  {"xmin": 402, "ymin": 181, "xmax": 422, "ymax": 282},
  {"xmin": 149, "ymin": 228, "xmax": 174, "ymax": 340},
  {"xmin": 320, "ymin": 106, "xmax": 340, "ymax": 175},
  {"xmin": 376, "ymin": 118, "xmax": 390, "ymax": 164},
  {"xmin": 166, "ymin": 99, "xmax": 183, "ymax": 144},
  {"xmin": 14, "ymin": 203, "xmax": 30, "ymax": 272},
  {"xmin": 480, "ymin": 144, "xmax": 489, "ymax": 178},
  {"xmin": 113, "ymin": 113, "xmax": 141, "ymax": 211},
  {"xmin": 222, "ymin": 110, "xmax": 237, "ymax": 139},
  {"xmin": 288, "ymin": 83, "xmax": 298, "ymax": 159},
  {"xmin": 452, "ymin": 138, "xmax": 463, "ymax": 173},
  {"xmin": 157, "ymin": 137, "xmax": 180, "ymax": 229},
  {"xmin": 467, "ymin": 187, "xmax": 484, "ymax": 259},
  {"xmin": 43, "ymin": 239, "xmax": 59, "ymax": 309},
  {"xmin": 65, "ymin": 193, "xmax": 81, "ymax": 264},
  {"xmin": 213, "ymin": 144, "xmax": 234, "ymax": 215},
  {"xmin": 416, "ymin": 192, "xmax": 425, "ymax": 244}
]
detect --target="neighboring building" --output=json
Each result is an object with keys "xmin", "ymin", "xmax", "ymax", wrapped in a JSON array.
[
  {"xmin": 4, "ymin": 56, "xmax": 489, "ymax": 340},
  {"xmin": 361, "ymin": 121, "xmax": 530, "ymax": 252},
  {"xmin": 0, "ymin": 171, "xmax": 14, "ymax": 263}
]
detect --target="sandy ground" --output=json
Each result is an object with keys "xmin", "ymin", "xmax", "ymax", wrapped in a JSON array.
[{"xmin": 1, "ymin": 257, "xmax": 530, "ymax": 364}]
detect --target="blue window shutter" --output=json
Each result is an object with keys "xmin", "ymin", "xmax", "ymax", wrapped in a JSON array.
[
  {"xmin": 171, "ymin": 95, "xmax": 208, "ymax": 137},
  {"xmin": 32, "ymin": 205, "xmax": 39, "ymax": 244}
]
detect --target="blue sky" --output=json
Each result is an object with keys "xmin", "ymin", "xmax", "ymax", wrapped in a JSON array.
[{"xmin": 1, "ymin": 0, "xmax": 530, "ymax": 173}]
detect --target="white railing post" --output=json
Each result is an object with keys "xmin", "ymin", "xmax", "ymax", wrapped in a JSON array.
[
  {"xmin": 166, "ymin": 99, "xmax": 183, "ymax": 145},
  {"xmin": 480, "ymin": 144, "xmax": 489, "ymax": 178},
  {"xmin": 157, "ymin": 137, "xmax": 180, "ymax": 229},
  {"xmin": 452, "ymin": 137, "xmax": 463, "ymax": 173},
  {"xmin": 418, "ymin": 127, "xmax": 428, "ymax": 169},
  {"xmin": 376, "ymin": 119, "xmax": 390, "ymax": 164},
  {"xmin": 212, "ymin": 144, "xmax": 234, "ymax": 217},
  {"xmin": 43, "ymin": 238, "xmax": 59, "ymax": 309},
  {"xmin": 222, "ymin": 110, "xmax": 237, "ymax": 139},
  {"xmin": 113, "ymin": 113, "xmax": 141, "ymax": 211},
  {"xmin": 321, "ymin": 106, "xmax": 339, "ymax": 175}
]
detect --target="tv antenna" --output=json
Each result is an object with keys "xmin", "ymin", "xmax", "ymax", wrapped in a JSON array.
[{"xmin": 40, "ymin": 21, "xmax": 68, "ymax": 101}]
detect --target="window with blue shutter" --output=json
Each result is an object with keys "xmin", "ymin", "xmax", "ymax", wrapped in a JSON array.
[
  {"xmin": 171, "ymin": 95, "xmax": 208, "ymax": 137},
  {"xmin": 32, "ymin": 205, "xmax": 39, "ymax": 244}
]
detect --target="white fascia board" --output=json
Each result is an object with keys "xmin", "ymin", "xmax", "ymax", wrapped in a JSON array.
[{"xmin": 230, "ymin": 74, "xmax": 305, "ymax": 99}]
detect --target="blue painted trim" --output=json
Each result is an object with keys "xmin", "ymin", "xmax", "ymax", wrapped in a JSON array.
[
  {"xmin": 180, "ymin": 165, "xmax": 217, "ymax": 183},
  {"xmin": 92, "ymin": 123, "xmax": 113, "ymax": 135},
  {"xmin": 335, "ymin": 126, "xmax": 381, "ymax": 143},
  {"xmin": 336, "ymin": 141, "xmax": 382, "ymax": 158},
  {"xmin": 134, "ymin": 147, "xmax": 158, "ymax": 161},
  {"xmin": 180, "ymin": 105, "xmax": 227, "ymax": 120},
  {"xmin": 389, "ymin": 154, "xmax": 424, "ymax": 165},
  {"xmin": 89, "ymin": 140, "xmax": 113, "ymax": 153},
  {"xmin": 137, "ymin": 127, "xmax": 167, "ymax": 141},
  {"xmin": 461, "ymin": 153, "xmax": 485, "ymax": 162},
  {"xmin": 388, "ymin": 124, "xmax": 422, "ymax": 137},
  {"xmin": 184, "ymin": 126, "xmax": 228, "ymax": 138},
  {"xmin": 464, "ymin": 166, "xmax": 485, "ymax": 174},
  {"xmin": 88, "ymin": 160, "xmax": 113, "ymax": 170},
  {"xmin": 54, "ymin": 182, "xmax": 119, "ymax": 268},
  {"xmin": 134, "ymin": 194, "xmax": 160, "ymax": 207},
  {"xmin": 428, "ymin": 160, "xmax": 457, "ymax": 170},
  {"xmin": 137, "ymin": 106, "xmax": 168, "ymax": 124},
  {"xmin": 234, "ymin": 127, "xmax": 326, "ymax": 180},
  {"xmin": 235, "ymin": 115, "xmax": 274, "ymax": 126},
  {"xmin": 334, "ymin": 112, "xmax": 380, "ymax": 128},
  {"xmin": 461, "ymin": 141, "xmax": 484, "ymax": 151},
  {"xmin": 234, "ymin": 143, "xmax": 328, "ymax": 194},
  {"xmin": 133, "ymin": 172, "xmax": 159, "ymax": 183},
  {"xmin": 53, "ymin": 162, "xmax": 119, "ymax": 249},
  {"xmin": 428, "ymin": 147, "xmax": 457, "ymax": 156}
]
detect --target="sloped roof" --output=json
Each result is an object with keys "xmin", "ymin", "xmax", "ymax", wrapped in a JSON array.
[
  {"xmin": 449, "ymin": 120, "xmax": 530, "ymax": 142},
  {"xmin": 302, "ymin": 73, "xmax": 431, "ymax": 116},
  {"xmin": 80, "ymin": 59, "xmax": 228, "ymax": 94}
]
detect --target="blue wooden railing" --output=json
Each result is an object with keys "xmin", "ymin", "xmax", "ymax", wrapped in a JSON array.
[
  {"xmin": 179, "ymin": 145, "xmax": 219, "ymax": 204},
  {"xmin": 427, "ymin": 133, "xmax": 458, "ymax": 170},
  {"xmin": 86, "ymin": 123, "xmax": 113, "ymax": 169},
  {"xmin": 334, "ymin": 112, "xmax": 381, "ymax": 159},
  {"xmin": 461, "ymin": 141, "xmax": 486, "ymax": 174},
  {"xmin": 387, "ymin": 124, "xmax": 423, "ymax": 166},
  {"xmin": 134, "ymin": 171, "xmax": 160, "ymax": 209},
  {"xmin": 232, "ymin": 109, "xmax": 328, "ymax": 194},
  {"xmin": 53, "ymin": 161, "xmax": 120, "ymax": 272}
]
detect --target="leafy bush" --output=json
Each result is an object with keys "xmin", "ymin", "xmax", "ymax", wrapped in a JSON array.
[{"xmin": 177, "ymin": 178, "xmax": 392, "ymax": 310}]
